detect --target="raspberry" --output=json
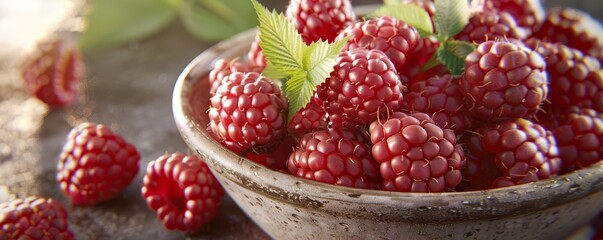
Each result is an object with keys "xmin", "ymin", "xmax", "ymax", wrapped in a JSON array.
[
  {"xmin": 288, "ymin": 96, "xmax": 328, "ymax": 135},
  {"xmin": 142, "ymin": 153, "xmax": 224, "ymax": 232},
  {"xmin": 455, "ymin": 10, "xmax": 529, "ymax": 43},
  {"xmin": 246, "ymin": 33, "xmax": 267, "ymax": 69},
  {"xmin": 462, "ymin": 119, "xmax": 561, "ymax": 190},
  {"xmin": 286, "ymin": 128, "xmax": 380, "ymax": 189},
  {"xmin": 21, "ymin": 37, "xmax": 84, "ymax": 108},
  {"xmin": 369, "ymin": 112, "xmax": 465, "ymax": 192},
  {"xmin": 405, "ymin": 74, "xmax": 473, "ymax": 136},
  {"xmin": 551, "ymin": 107, "xmax": 603, "ymax": 173},
  {"xmin": 317, "ymin": 48, "xmax": 404, "ymax": 127},
  {"xmin": 208, "ymin": 72, "xmax": 288, "ymax": 153},
  {"xmin": 525, "ymin": 39, "xmax": 603, "ymax": 112},
  {"xmin": 337, "ymin": 16, "xmax": 420, "ymax": 72},
  {"xmin": 403, "ymin": 0, "xmax": 435, "ymax": 18},
  {"xmin": 285, "ymin": 0, "xmax": 356, "ymax": 44},
  {"xmin": 401, "ymin": 36, "xmax": 441, "ymax": 80},
  {"xmin": 460, "ymin": 40, "xmax": 548, "ymax": 121},
  {"xmin": 0, "ymin": 197, "xmax": 73, "ymax": 240},
  {"xmin": 533, "ymin": 7, "xmax": 603, "ymax": 62},
  {"xmin": 208, "ymin": 58, "xmax": 263, "ymax": 96},
  {"xmin": 57, "ymin": 122, "xmax": 140, "ymax": 205},
  {"xmin": 475, "ymin": 0, "xmax": 545, "ymax": 34}
]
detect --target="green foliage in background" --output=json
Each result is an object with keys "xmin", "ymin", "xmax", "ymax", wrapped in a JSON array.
[{"xmin": 79, "ymin": 0, "xmax": 258, "ymax": 51}]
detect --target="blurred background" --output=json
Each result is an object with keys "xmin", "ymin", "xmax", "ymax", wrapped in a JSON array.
[{"xmin": 0, "ymin": 0, "xmax": 602, "ymax": 239}]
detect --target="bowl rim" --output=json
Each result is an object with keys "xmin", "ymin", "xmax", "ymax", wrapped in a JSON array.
[{"xmin": 172, "ymin": 7, "xmax": 603, "ymax": 221}]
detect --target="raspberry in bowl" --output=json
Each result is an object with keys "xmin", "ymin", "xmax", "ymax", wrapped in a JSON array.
[{"xmin": 173, "ymin": 3, "xmax": 603, "ymax": 239}]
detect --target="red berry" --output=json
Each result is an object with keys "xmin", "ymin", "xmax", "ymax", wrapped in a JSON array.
[
  {"xmin": 403, "ymin": 0, "xmax": 435, "ymax": 18},
  {"xmin": 288, "ymin": 96, "xmax": 328, "ymax": 135},
  {"xmin": 208, "ymin": 72, "xmax": 288, "ymax": 153},
  {"xmin": 0, "ymin": 197, "xmax": 73, "ymax": 240},
  {"xmin": 317, "ymin": 48, "xmax": 404, "ymax": 127},
  {"xmin": 462, "ymin": 119, "xmax": 561, "ymax": 190},
  {"xmin": 57, "ymin": 122, "xmax": 140, "ymax": 205},
  {"xmin": 246, "ymin": 33, "xmax": 267, "ymax": 69},
  {"xmin": 460, "ymin": 40, "xmax": 548, "ymax": 121},
  {"xmin": 369, "ymin": 112, "xmax": 465, "ymax": 192},
  {"xmin": 455, "ymin": 10, "xmax": 529, "ymax": 43},
  {"xmin": 208, "ymin": 58, "xmax": 263, "ymax": 96},
  {"xmin": 142, "ymin": 153, "xmax": 224, "ymax": 232},
  {"xmin": 475, "ymin": 0, "xmax": 545, "ymax": 34},
  {"xmin": 285, "ymin": 0, "xmax": 356, "ymax": 44},
  {"xmin": 405, "ymin": 74, "xmax": 474, "ymax": 136},
  {"xmin": 551, "ymin": 107, "xmax": 603, "ymax": 173},
  {"xmin": 287, "ymin": 128, "xmax": 380, "ymax": 189},
  {"xmin": 21, "ymin": 37, "xmax": 84, "ymax": 108},
  {"xmin": 337, "ymin": 16, "xmax": 420, "ymax": 72},
  {"xmin": 533, "ymin": 7, "xmax": 603, "ymax": 62},
  {"xmin": 525, "ymin": 39, "xmax": 603, "ymax": 112}
]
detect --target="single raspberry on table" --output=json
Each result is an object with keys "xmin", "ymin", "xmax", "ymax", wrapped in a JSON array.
[
  {"xmin": 532, "ymin": 7, "xmax": 603, "ymax": 62},
  {"xmin": 286, "ymin": 127, "xmax": 381, "ymax": 189},
  {"xmin": 474, "ymin": 0, "xmax": 545, "ymax": 34},
  {"xmin": 460, "ymin": 40, "xmax": 548, "ymax": 122},
  {"xmin": 57, "ymin": 122, "xmax": 140, "ymax": 205},
  {"xmin": 0, "ymin": 197, "xmax": 73, "ymax": 240},
  {"xmin": 551, "ymin": 107, "xmax": 603, "ymax": 174},
  {"xmin": 208, "ymin": 72, "xmax": 288, "ymax": 154},
  {"xmin": 461, "ymin": 119, "xmax": 561, "ymax": 190},
  {"xmin": 142, "ymin": 153, "xmax": 224, "ymax": 232},
  {"xmin": 455, "ymin": 10, "xmax": 529, "ymax": 43},
  {"xmin": 405, "ymin": 74, "xmax": 473, "ymax": 136},
  {"xmin": 369, "ymin": 112, "xmax": 465, "ymax": 192},
  {"xmin": 208, "ymin": 58, "xmax": 264, "ymax": 96},
  {"xmin": 525, "ymin": 39, "xmax": 603, "ymax": 112},
  {"xmin": 285, "ymin": 0, "xmax": 356, "ymax": 44},
  {"xmin": 316, "ymin": 48, "xmax": 404, "ymax": 127},
  {"xmin": 21, "ymin": 37, "xmax": 84, "ymax": 108},
  {"xmin": 337, "ymin": 16, "xmax": 420, "ymax": 73}
]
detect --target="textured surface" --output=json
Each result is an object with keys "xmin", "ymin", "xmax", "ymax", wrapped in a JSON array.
[{"xmin": 1, "ymin": 0, "xmax": 602, "ymax": 239}]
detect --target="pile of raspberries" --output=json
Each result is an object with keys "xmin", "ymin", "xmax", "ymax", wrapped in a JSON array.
[{"xmin": 208, "ymin": 0, "xmax": 603, "ymax": 193}]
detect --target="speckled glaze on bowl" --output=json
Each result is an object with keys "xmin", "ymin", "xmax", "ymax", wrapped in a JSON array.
[{"xmin": 173, "ymin": 15, "xmax": 603, "ymax": 240}]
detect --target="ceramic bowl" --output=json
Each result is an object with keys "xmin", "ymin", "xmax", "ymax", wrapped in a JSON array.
[{"xmin": 172, "ymin": 11, "xmax": 603, "ymax": 240}]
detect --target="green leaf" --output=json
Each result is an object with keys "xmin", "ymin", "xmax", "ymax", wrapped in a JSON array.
[
  {"xmin": 80, "ymin": 0, "xmax": 179, "ymax": 51},
  {"xmin": 433, "ymin": 0, "xmax": 470, "ymax": 40},
  {"xmin": 252, "ymin": 0, "xmax": 304, "ymax": 75},
  {"xmin": 180, "ymin": 0, "xmax": 258, "ymax": 42},
  {"xmin": 437, "ymin": 40, "xmax": 475, "ymax": 76},
  {"xmin": 366, "ymin": 3, "xmax": 434, "ymax": 37},
  {"xmin": 284, "ymin": 71, "xmax": 314, "ymax": 123},
  {"xmin": 303, "ymin": 37, "xmax": 348, "ymax": 86},
  {"xmin": 252, "ymin": 0, "xmax": 347, "ymax": 123},
  {"xmin": 262, "ymin": 63, "xmax": 289, "ymax": 84}
]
